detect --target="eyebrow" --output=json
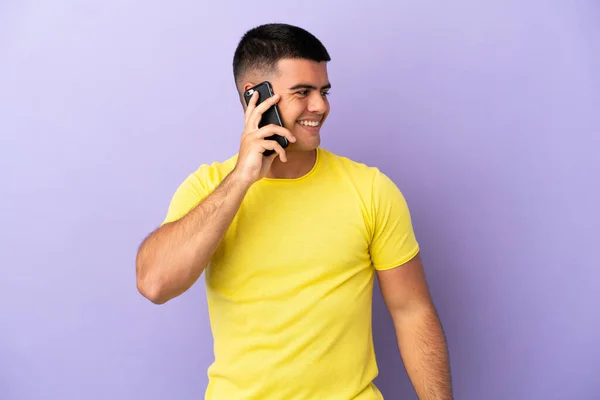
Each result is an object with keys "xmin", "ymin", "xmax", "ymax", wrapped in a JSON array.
[{"xmin": 288, "ymin": 82, "xmax": 332, "ymax": 91}]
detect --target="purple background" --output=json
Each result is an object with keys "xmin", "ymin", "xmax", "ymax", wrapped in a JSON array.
[{"xmin": 1, "ymin": 1, "xmax": 599, "ymax": 399}]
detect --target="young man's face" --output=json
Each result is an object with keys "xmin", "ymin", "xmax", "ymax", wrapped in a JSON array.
[{"xmin": 245, "ymin": 58, "xmax": 331, "ymax": 152}]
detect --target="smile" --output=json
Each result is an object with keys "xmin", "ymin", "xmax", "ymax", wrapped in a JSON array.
[{"xmin": 297, "ymin": 120, "xmax": 320, "ymax": 127}]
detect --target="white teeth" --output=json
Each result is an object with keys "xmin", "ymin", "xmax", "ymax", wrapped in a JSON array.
[{"xmin": 298, "ymin": 120, "xmax": 319, "ymax": 127}]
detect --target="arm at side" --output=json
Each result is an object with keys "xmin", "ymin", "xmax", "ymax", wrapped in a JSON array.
[
  {"xmin": 377, "ymin": 253, "xmax": 453, "ymax": 400},
  {"xmin": 136, "ymin": 171, "xmax": 250, "ymax": 304}
]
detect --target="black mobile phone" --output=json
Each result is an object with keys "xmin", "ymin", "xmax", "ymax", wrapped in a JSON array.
[{"xmin": 243, "ymin": 81, "xmax": 289, "ymax": 156}]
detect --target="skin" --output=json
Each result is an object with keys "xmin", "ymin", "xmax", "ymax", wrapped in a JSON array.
[
  {"xmin": 378, "ymin": 253, "xmax": 454, "ymax": 399},
  {"xmin": 239, "ymin": 58, "xmax": 332, "ymax": 180},
  {"xmin": 136, "ymin": 57, "xmax": 453, "ymax": 399}
]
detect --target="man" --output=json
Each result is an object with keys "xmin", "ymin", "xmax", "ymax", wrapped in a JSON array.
[{"xmin": 136, "ymin": 23, "xmax": 452, "ymax": 400}]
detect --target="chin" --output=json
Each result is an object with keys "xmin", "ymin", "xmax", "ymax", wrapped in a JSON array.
[{"xmin": 289, "ymin": 138, "xmax": 320, "ymax": 152}]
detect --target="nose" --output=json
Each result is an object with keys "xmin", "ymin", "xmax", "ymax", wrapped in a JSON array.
[{"xmin": 307, "ymin": 92, "xmax": 328, "ymax": 114}]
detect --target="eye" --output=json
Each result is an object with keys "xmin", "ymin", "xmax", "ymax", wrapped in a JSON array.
[
  {"xmin": 322, "ymin": 90, "xmax": 331, "ymax": 97},
  {"xmin": 296, "ymin": 90, "xmax": 309, "ymax": 96}
]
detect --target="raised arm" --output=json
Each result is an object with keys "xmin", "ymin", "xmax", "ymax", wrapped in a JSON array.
[
  {"xmin": 135, "ymin": 91, "xmax": 295, "ymax": 304},
  {"xmin": 136, "ymin": 171, "xmax": 250, "ymax": 304}
]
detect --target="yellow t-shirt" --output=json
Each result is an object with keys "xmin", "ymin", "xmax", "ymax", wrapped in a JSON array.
[{"xmin": 162, "ymin": 147, "xmax": 419, "ymax": 400}]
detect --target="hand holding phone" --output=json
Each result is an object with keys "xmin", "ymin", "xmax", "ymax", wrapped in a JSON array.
[
  {"xmin": 232, "ymin": 82, "xmax": 296, "ymax": 186},
  {"xmin": 243, "ymin": 81, "xmax": 289, "ymax": 156}
]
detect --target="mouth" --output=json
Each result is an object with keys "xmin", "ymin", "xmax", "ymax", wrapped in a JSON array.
[{"xmin": 296, "ymin": 119, "xmax": 322, "ymax": 131}]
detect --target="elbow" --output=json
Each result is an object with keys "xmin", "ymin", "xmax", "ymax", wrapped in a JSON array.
[
  {"xmin": 137, "ymin": 279, "xmax": 169, "ymax": 304},
  {"xmin": 136, "ymin": 259, "xmax": 170, "ymax": 305}
]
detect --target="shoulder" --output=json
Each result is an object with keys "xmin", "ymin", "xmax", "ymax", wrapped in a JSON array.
[
  {"xmin": 181, "ymin": 154, "xmax": 239, "ymax": 193},
  {"xmin": 319, "ymin": 148, "xmax": 393, "ymax": 191},
  {"xmin": 320, "ymin": 148, "xmax": 378, "ymax": 177},
  {"xmin": 319, "ymin": 148, "xmax": 410, "ymax": 213},
  {"xmin": 161, "ymin": 154, "xmax": 238, "ymax": 225}
]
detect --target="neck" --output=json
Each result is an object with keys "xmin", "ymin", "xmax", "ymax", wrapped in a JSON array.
[{"xmin": 266, "ymin": 149, "xmax": 317, "ymax": 179}]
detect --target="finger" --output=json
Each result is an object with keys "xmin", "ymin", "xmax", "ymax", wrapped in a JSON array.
[
  {"xmin": 248, "ymin": 94, "xmax": 280, "ymax": 128},
  {"xmin": 253, "ymin": 124, "xmax": 296, "ymax": 143},
  {"xmin": 244, "ymin": 91, "xmax": 259, "ymax": 126},
  {"xmin": 259, "ymin": 140, "xmax": 287, "ymax": 162}
]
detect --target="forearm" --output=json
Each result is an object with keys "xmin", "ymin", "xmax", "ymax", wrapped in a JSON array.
[
  {"xmin": 394, "ymin": 305, "xmax": 453, "ymax": 400},
  {"xmin": 136, "ymin": 171, "xmax": 250, "ymax": 304}
]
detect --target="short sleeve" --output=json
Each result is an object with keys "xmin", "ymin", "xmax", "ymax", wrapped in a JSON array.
[
  {"xmin": 161, "ymin": 168, "xmax": 211, "ymax": 225},
  {"xmin": 369, "ymin": 170, "xmax": 420, "ymax": 270}
]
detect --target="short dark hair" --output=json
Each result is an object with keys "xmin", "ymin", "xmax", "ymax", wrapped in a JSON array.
[{"xmin": 232, "ymin": 23, "xmax": 331, "ymax": 89}]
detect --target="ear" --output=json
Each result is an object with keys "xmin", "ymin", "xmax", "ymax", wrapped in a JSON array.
[
  {"xmin": 242, "ymin": 82, "xmax": 256, "ymax": 93},
  {"xmin": 240, "ymin": 81, "xmax": 258, "ymax": 110},
  {"xmin": 239, "ymin": 82, "xmax": 255, "ymax": 110}
]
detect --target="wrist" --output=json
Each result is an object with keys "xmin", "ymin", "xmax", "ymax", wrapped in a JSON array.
[{"xmin": 228, "ymin": 169, "xmax": 254, "ymax": 193}]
